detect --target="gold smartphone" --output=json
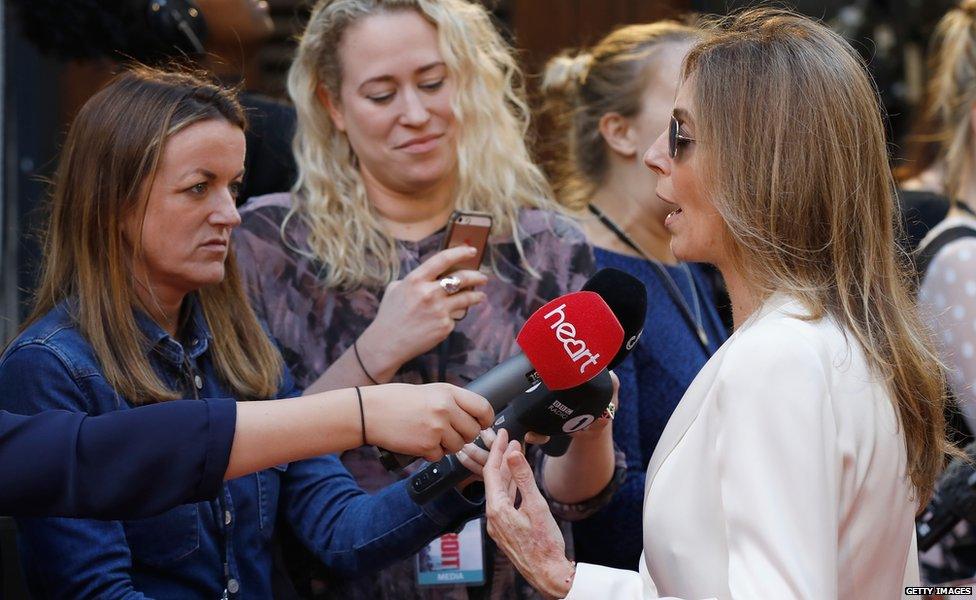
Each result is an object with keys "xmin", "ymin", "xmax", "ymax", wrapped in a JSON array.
[{"xmin": 441, "ymin": 211, "xmax": 492, "ymax": 272}]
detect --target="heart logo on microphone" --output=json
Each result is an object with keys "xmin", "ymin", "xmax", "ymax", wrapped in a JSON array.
[
  {"xmin": 542, "ymin": 300, "xmax": 611, "ymax": 375},
  {"xmin": 562, "ymin": 339, "xmax": 587, "ymax": 360}
]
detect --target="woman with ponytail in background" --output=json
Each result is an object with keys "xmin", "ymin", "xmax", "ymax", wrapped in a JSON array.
[
  {"xmin": 904, "ymin": 0, "xmax": 976, "ymax": 431},
  {"xmin": 540, "ymin": 22, "xmax": 727, "ymax": 571}
]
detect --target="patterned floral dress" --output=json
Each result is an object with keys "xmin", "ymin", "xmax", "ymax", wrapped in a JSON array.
[{"xmin": 233, "ymin": 193, "xmax": 626, "ymax": 600}]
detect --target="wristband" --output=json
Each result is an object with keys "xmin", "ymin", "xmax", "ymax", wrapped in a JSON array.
[
  {"xmin": 355, "ymin": 386, "xmax": 368, "ymax": 446},
  {"xmin": 353, "ymin": 339, "xmax": 380, "ymax": 385}
]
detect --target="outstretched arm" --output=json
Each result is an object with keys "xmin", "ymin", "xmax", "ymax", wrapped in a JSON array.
[{"xmin": 0, "ymin": 400, "xmax": 233, "ymax": 519}]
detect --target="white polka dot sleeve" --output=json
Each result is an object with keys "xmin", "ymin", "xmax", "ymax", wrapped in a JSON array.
[{"xmin": 919, "ymin": 237, "xmax": 976, "ymax": 433}]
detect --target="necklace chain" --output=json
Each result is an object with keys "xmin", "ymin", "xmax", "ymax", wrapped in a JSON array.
[{"xmin": 587, "ymin": 204, "xmax": 710, "ymax": 349}]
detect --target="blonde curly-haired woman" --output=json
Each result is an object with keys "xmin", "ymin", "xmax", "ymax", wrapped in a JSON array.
[{"xmin": 233, "ymin": 0, "xmax": 623, "ymax": 597}]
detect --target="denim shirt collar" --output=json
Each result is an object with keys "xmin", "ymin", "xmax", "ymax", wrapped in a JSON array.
[{"xmin": 133, "ymin": 294, "xmax": 212, "ymax": 366}]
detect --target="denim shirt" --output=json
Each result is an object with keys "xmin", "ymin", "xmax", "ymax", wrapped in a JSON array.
[{"xmin": 0, "ymin": 299, "xmax": 483, "ymax": 599}]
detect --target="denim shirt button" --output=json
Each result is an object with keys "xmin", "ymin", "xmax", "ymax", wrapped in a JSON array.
[
  {"xmin": 227, "ymin": 578, "xmax": 240, "ymax": 594},
  {"xmin": 224, "ymin": 510, "xmax": 232, "ymax": 526},
  {"xmin": 194, "ymin": 375, "xmax": 203, "ymax": 389}
]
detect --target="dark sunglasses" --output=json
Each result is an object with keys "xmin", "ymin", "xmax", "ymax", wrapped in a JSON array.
[{"xmin": 669, "ymin": 114, "xmax": 695, "ymax": 159}]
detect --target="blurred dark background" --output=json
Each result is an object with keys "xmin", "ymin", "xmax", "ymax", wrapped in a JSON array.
[{"xmin": 0, "ymin": 0, "xmax": 958, "ymax": 344}]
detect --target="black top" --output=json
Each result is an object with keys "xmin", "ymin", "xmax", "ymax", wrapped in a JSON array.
[
  {"xmin": 898, "ymin": 189, "xmax": 951, "ymax": 257},
  {"xmin": 240, "ymin": 92, "xmax": 297, "ymax": 203}
]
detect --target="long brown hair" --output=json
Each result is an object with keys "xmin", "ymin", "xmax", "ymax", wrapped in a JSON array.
[
  {"xmin": 22, "ymin": 65, "xmax": 283, "ymax": 404},
  {"xmin": 540, "ymin": 21, "xmax": 700, "ymax": 211},
  {"xmin": 895, "ymin": 0, "xmax": 976, "ymax": 198},
  {"xmin": 687, "ymin": 8, "xmax": 952, "ymax": 503}
]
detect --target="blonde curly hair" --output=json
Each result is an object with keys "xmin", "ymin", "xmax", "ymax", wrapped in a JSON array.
[{"xmin": 286, "ymin": 0, "xmax": 558, "ymax": 290}]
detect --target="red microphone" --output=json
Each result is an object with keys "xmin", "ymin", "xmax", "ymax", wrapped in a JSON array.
[
  {"xmin": 517, "ymin": 291, "xmax": 623, "ymax": 387},
  {"xmin": 378, "ymin": 290, "xmax": 623, "ymax": 472}
]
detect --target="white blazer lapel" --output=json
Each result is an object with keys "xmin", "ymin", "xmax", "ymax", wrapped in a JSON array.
[{"xmin": 643, "ymin": 341, "xmax": 727, "ymax": 494}]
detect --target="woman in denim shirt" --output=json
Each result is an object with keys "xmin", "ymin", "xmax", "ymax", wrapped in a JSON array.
[{"xmin": 0, "ymin": 66, "xmax": 498, "ymax": 599}]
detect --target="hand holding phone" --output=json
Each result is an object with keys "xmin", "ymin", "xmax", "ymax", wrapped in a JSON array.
[{"xmin": 441, "ymin": 211, "xmax": 492, "ymax": 274}]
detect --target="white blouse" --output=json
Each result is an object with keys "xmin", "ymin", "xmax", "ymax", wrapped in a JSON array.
[{"xmin": 564, "ymin": 295, "xmax": 919, "ymax": 599}]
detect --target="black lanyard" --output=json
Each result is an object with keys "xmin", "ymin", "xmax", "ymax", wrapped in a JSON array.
[{"xmin": 587, "ymin": 204, "xmax": 713, "ymax": 356}]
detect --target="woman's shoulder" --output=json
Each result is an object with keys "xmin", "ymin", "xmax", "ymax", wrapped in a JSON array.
[
  {"xmin": 239, "ymin": 191, "xmax": 294, "ymax": 216},
  {"xmin": 4, "ymin": 305, "xmax": 101, "ymax": 373},
  {"xmin": 697, "ymin": 304, "xmax": 854, "ymax": 437},
  {"xmin": 921, "ymin": 234, "xmax": 976, "ymax": 288},
  {"xmin": 502, "ymin": 208, "xmax": 590, "ymax": 276},
  {"xmin": 4, "ymin": 304, "xmax": 87, "ymax": 359},
  {"xmin": 714, "ymin": 296, "xmax": 895, "ymax": 428},
  {"xmin": 498, "ymin": 208, "xmax": 593, "ymax": 285},
  {"xmin": 921, "ymin": 209, "xmax": 976, "ymax": 241},
  {"xmin": 513, "ymin": 208, "xmax": 586, "ymax": 244},
  {"xmin": 234, "ymin": 193, "xmax": 315, "ymax": 270},
  {"xmin": 718, "ymin": 297, "xmax": 851, "ymax": 383},
  {"xmin": 236, "ymin": 192, "xmax": 301, "ymax": 242},
  {"xmin": 920, "ymin": 212, "xmax": 976, "ymax": 281},
  {"xmin": 0, "ymin": 305, "xmax": 110, "ymax": 412}
]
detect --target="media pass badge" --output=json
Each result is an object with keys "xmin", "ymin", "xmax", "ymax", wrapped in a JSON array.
[{"xmin": 416, "ymin": 518, "xmax": 486, "ymax": 586}]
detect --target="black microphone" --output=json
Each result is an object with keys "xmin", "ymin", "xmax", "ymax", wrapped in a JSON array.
[
  {"xmin": 408, "ymin": 370, "xmax": 615, "ymax": 504},
  {"xmin": 584, "ymin": 268, "xmax": 647, "ymax": 370},
  {"xmin": 917, "ymin": 442, "xmax": 976, "ymax": 551},
  {"xmin": 541, "ymin": 267, "xmax": 647, "ymax": 458}
]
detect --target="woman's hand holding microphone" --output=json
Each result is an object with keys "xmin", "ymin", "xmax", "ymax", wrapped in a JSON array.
[{"xmin": 359, "ymin": 382, "xmax": 495, "ymax": 463}]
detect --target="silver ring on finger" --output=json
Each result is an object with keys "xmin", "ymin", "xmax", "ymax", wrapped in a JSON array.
[{"xmin": 438, "ymin": 275, "xmax": 462, "ymax": 295}]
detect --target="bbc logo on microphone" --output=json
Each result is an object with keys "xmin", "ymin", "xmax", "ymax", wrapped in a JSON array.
[{"xmin": 905, "ymin": 586, "xmax": 974, "ymax": 596}]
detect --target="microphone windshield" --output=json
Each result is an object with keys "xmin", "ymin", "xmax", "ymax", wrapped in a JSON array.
[
  {"xmin": 582, "ymin": 268, "xmax": 647, "ymax": 369},
  {"xmin": 516, "ymin": 291, "xmax": 622, "ymax": 390}
]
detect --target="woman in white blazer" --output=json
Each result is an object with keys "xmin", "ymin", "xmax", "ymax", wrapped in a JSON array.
[{"xmin": 481, "ymin": 8, "xmax": 954, "ymax": 600}]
